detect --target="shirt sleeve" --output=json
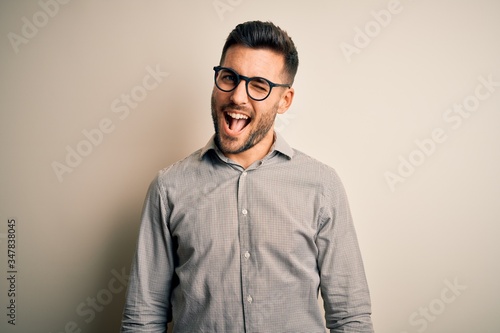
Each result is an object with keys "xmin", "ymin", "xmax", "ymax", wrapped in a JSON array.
[
  {"xmin": 121, "ymin": 173, "xmax": 176, "ymax": 333},
  {"xmin": 316, "ymin": 168, "xmax": 374, "ymax": 333}
]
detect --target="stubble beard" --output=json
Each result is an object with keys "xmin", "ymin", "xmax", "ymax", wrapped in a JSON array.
[{"xmin": 211, "ymin": 94, "xmax": 278, "ymax": 155}]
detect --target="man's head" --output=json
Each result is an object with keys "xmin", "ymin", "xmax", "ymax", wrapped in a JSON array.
[
  {"xmin": 211, "ymin": 21, "xmax": 299, "ymax": 165},
  {"xmin": 219, "ymin": 21, "xmax": 299, "ymax": 84}
]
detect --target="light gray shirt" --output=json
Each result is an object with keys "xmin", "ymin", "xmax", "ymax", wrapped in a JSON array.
[{"xmin": 121, "ymin": 133, "xmax": 373, "ymax": 333}]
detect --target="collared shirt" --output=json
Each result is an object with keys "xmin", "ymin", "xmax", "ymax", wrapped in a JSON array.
[{"xmin": 121, "ymin": 133, "xmax": 373, "ymax": 333}]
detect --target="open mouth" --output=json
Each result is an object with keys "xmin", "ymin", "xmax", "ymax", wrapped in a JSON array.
[{"xmin": 224, "ymin": 112, "xmax": 251, "ymax": 133}]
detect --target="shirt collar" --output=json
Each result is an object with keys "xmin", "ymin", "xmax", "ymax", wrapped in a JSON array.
[{"xmin": 200, "ymin": 132, "xmax": 295, "ymax": 161}]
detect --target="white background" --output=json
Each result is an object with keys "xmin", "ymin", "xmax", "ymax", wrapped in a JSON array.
[{"xmin": 1, "ymin": 1, "xmax": 499, "ymax": 332}]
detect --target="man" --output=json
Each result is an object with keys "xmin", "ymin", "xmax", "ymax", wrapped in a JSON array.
[{"xmin": 121, "ymin": 21, "xmax": 374, "ymax": 332}]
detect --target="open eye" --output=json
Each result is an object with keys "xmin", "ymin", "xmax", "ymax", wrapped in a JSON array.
[{"xmin": 220, "ymin": 70, "xmax": 237, "ymax": 84}]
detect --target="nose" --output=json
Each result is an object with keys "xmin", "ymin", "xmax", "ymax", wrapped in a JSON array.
[{"xmin": 229, "ymin": 80, "xmax": 249, "ymax": 105}]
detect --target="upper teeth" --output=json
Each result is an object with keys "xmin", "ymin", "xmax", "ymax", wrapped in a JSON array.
[{"xmin": 227, "ymin": 112, "xmax": 249, "ymax": 120}]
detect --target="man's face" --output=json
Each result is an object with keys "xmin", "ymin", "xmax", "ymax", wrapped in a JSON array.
[{"xmin": 211, "ymin": 45, "xmax": 293, "ymax": 156}]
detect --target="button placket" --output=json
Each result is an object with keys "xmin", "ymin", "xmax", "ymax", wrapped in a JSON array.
[{"xmin": 237, "ymin": 169, "xmax": 252, "ymax": 330}]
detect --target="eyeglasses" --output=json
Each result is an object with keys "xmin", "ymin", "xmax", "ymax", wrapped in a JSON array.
[{"xmin": 213, "ymin": 66, "xmax": 291, "ymax": 101}]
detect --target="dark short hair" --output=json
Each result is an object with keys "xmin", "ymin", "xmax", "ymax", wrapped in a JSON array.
[{"xmin": 220, "ymin": 21, "xmax": 299, "ymax": 84}]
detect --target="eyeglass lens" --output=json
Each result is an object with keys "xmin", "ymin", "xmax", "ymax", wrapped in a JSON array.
[{"xmin": 216, "ymin": 68, "xmax": 271, "ymax": 100}]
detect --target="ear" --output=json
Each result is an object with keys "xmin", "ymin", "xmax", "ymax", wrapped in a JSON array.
[{"xmin": 277, "ymin": 87, "xmax": 294, "ymax": 115}]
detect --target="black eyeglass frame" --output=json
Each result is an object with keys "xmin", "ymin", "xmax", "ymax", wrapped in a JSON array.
[{"xmin": 213, "ymin": 66, "xmax": 292, "ymax": 101}]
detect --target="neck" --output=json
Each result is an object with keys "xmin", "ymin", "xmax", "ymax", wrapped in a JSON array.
[{"xmin": 224, "ymin": 131, "xmax": 275, "ymax": 169}]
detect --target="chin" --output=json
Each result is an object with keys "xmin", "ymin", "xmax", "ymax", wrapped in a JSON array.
[{"xmin": 216, "ymin": 134, "xmax": 251, "ymax": 155}]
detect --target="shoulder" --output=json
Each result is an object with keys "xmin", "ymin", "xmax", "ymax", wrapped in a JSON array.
[
  {"xmin": 291, "ymin": 149, "xmax": 341, "ymax": 180},
  {"xmin": 152, "ymin": 148, "xmax": 205, "ymax": 186},
  {"xmin": 164, "ymin": 148, "xmax": 202, "ymax": 169},
  {"xmin": 287, "ymin": 148, "xmax": 348, "ymax": 200}
]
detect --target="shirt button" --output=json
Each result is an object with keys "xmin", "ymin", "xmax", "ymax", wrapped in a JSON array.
[
  {"xmin": 247, "ymin": 295, "xmax": 253, "ymax": 303},
  {"xmin": 242, "ymin": 209, "xmax": 248, "ymax": 215},
  {"xmin": 242, "ymin": 171, "xmax": 247, "ymax": 176},
  {"xmin": 244, "ymin": 251, "xmax": 250, "ymax": 259}
]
